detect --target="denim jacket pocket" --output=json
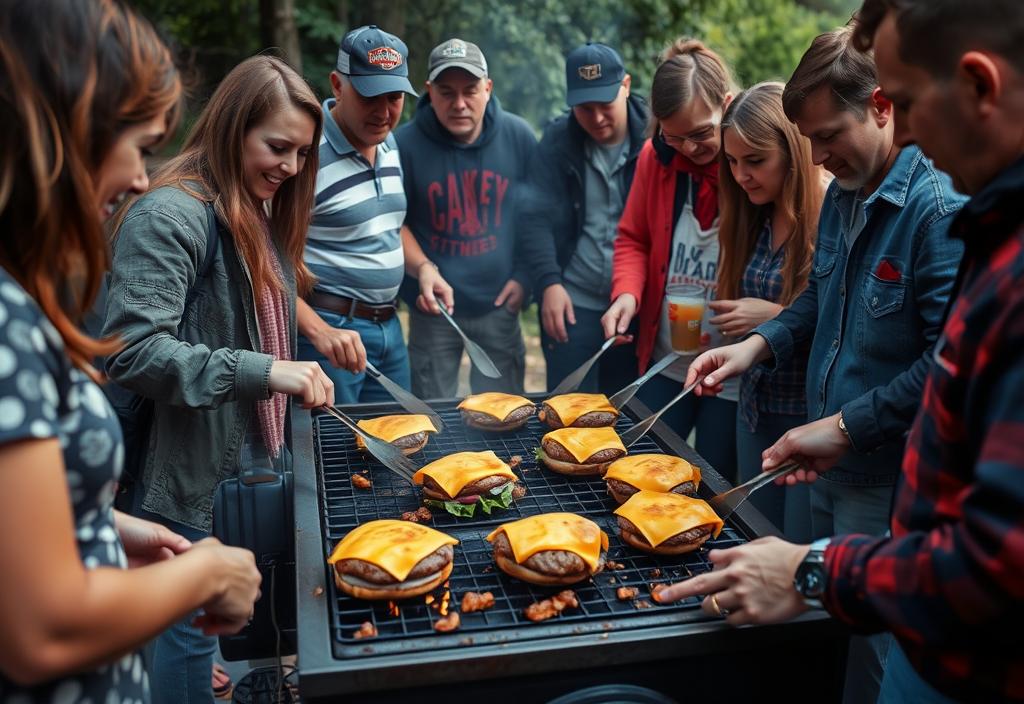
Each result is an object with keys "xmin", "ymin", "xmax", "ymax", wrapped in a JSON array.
[
  {"xmin": 812, "ymin": 248, "xmax": 837, "ymax": 279},
  {"xmin": 861, "ymin": 273, "xmax": 907, "ymax": 318}
]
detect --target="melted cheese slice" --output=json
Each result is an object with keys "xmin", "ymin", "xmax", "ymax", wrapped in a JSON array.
[
  {"xmin": 485, "ymin": 513, "xmax": 609, "ymax": 573},
  {"xmin": 604, "ymin": 454, "xmax": 701, "ymax": 493},
  {"xmin": 544, "ymin": 393, "xmax": 619, "ymax": 426},
  {"xmin": 327, "ymin": 520, "xmax": 458, "ymax": 581},
  {"xmin": 458, "ymin": 392, "xmax": 533, "ymax": 421},
  {"xmin": 412, "ymin": 450, "xmax": 517, "ymax": 498},
  {"xmin": 614, "ymin": 490, "xmax": 723, "ymax": 547},
  {"xmin": 355, "ymin": 414, "xmax": 437, "ymax": 449},
  {"xmin": 542, "ymin": 426, "xmax": 626, "ymax": 463}
]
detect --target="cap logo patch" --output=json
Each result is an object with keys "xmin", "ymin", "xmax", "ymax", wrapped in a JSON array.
[
  {"xmin": 441, "ymin": 40, "xmax": 468, "ymax": 58},
  {"xmin": 367, "ymin": 46, "xmax": 402, "ymax": 70},
  {"xmin": 578, "ymin": 64, "xmax": 603, "ymax": 81}
]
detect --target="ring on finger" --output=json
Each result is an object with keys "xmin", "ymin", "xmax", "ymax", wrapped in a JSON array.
[{"xmin": 708, "ymin": 593, "xmax": 728, "ymax": 618}]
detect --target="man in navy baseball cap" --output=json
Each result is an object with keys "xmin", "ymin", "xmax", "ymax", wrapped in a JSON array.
[
  {"xmin": 565, "ymin": 42, "xmax": 626, "ymax": 107},
  {"xmin": 336, "ymin": 24, "xmax": 418, "ymax": 97}
]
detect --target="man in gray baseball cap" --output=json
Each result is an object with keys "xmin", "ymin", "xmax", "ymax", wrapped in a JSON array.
[{"xmin": 295, "ymin": 25, "xmax": 419, "ymax": 404}]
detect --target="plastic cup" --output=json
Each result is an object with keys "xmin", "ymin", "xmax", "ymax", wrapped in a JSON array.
[{"xmin": 666, "ymin": 283, "xmax": 707, "ymax": 354}]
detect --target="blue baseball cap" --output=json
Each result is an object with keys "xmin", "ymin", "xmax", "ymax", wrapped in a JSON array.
[
  {"xmin": 336, "ymin": 25, "xmax": 418, "ymax": 97},
  {"xmin": 565, "ymin": 42, "xmax": 626, "ymax": 107}
]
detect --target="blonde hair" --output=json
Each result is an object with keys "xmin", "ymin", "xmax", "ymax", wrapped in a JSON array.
[
  {"xmin": 717, "ymin": 82, "xmax": 822, "ymax": 306},
  {"xmin": 648, "ymin": 38, "xmax": 737, "ymax": 136}
]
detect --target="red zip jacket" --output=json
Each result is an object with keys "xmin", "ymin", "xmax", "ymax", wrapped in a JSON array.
[{"xmin": 610, "ymin": 138, "xmax": 719, "ymax": 373}]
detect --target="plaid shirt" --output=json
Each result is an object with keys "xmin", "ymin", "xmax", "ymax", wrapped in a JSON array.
[
  {"xmin": 738, "ymin": 220, "xmax": 809, "ymax": 431},
  {"xmin": 823, "ymin": 156, "xmax": 1024, "ymax": 702}
]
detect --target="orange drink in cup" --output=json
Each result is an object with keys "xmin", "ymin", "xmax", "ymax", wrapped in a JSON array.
[{"xmin": 666, "ymin": 284, "xmax": 707, "ymax": 354}]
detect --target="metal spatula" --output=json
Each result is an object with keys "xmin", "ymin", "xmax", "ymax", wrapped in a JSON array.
[
  {"xmin": 437, "ymin": 302, "xmax": 502, "ymax": 379},
  {"xmin": 364, "ymin": 361, "xmax": 444, "ymax": 432},
  {"xmin": 319, "ymin": 405, "xmax": 418, "ymax": 484},
  {"xmin": 548, "ymin": 335, "xmax": 625, "ymax": 396},
  {"xmin": 707, "ymin": 462, "xmax": 801, "ymax": 520},
  {"xmin": 608, "ymin": 352, "xmax": 681, "ymax": 410},
  {"xmin": 620, "ymin": 376, "xmax": 702, "ymax": 448}
]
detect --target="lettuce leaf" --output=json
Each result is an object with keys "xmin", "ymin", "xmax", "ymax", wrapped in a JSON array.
[
  {"xmin": 423, "ymin": 482, "xmax": 517, "ymax": 518},
  {"xmin": 478, "ymin": 482, "xmax": 515, "ymax": 515},
  {"xmin": 424, "ymin": 499, "xmax": 478, "ymax": 518}
]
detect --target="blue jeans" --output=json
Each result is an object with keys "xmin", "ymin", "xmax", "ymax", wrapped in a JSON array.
[
  {"xmin": 736, "ymin": 410, "xmax": 812, "ymax": 542},
  {"xmin": 130, "ymin": 495, "xmax": 215, "ymax": 704},
  {"xmin": 878, "ymin": 643, "xmax": 959, "ymax": 704},
  {"xmin": 539, "ymin": 305, "xmax": 637, "ymax": 395},
  {"xmin": 297, "ymin": 308, "xmax": 410, "ymax": 405},
  {"xmin": 636, "ymin": 374, "xmax": 738, "ymax": 484}
]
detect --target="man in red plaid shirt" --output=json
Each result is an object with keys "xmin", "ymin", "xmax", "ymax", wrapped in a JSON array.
[{"xmin": 660, "ymin": 1, "xmax": 1024, "ymax": 701}]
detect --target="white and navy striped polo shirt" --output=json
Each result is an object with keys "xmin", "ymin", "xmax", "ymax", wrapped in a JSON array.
[{"xmin": 304, "ymin": 98, "xmax": 406, "ymax": 304}]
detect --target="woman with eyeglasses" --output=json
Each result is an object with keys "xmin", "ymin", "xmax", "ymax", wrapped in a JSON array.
[{"xmin": 601, "ymin": 38, "xmax": 739, "ymax": 482}]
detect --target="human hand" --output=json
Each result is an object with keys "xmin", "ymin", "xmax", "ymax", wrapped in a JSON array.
[
  {"xmin": 416, "ymin": 261, "xmax": 454, "ymax": 315},
  {"xmin": 601, "ymin": 294, "xmax": 637, "ymax": 339},
  {"xmin": 494, "ymin": 279, "xmax": 525, "ymax": 313},
  {"xmin": 761, "ymin": 412, "xmax": 850, "ymax": 484},
  {"xmin": 269, "ymin": 360, "xmax": 335, "ymax": 408},
  {"xmin": 113, "ymin": 510, "xmax": 192, "ymax": 568},
  {"xmin": 684, "ymin": 336, "xmax": 768, "ymax": 396},
  {"xmin": 305, "ymin": 326, "xmax": 366, "ymax": 374},
  {"xmin": 541, "ymin": 284, "xmax": 576, "ymax": 343},
  {"xmin": 708, "ymin": 298, "xmax": 783, "ymax": 338},
  {"xmin": 653, "ymin": 537, "xmax": 811, "ymax": 626},
  {"xmin": 191, "ymin": 538, "xmax": 262, "ymax": 636}
]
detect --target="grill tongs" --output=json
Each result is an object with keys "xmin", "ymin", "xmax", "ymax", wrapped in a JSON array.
[{"xmin": 319, "ymin": 405, "xmax": 418, "ymax": 484}]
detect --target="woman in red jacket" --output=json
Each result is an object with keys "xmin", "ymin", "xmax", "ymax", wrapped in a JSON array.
[{"xmin": 601, "ymin": 38, "xmax": 739, "ymax": 481}]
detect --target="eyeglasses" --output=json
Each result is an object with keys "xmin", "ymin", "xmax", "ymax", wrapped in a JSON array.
[{"xmin": 659, "ymin": 124, "xmax": 718, "ymax": 147}]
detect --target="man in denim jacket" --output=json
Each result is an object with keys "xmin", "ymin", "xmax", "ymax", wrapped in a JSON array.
[{"xmin": 685, "ymin": 26, "xmax": 965, "ymax": 704}]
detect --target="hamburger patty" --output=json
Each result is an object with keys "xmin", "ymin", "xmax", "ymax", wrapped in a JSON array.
[
  {"xmin": 422, "ymin": 474, "xmax": 513, "ymax": 499},
  {"xmin": 462, "ymin": 404, "xmax": 536, "ymax": 427},
  {"xmin": 540, "ymin": 405, "xmax": 618, "ymax": 428},
  {"xmin": 391, "ymin": 431, "xmax": 428, "ymax": 449},
  {"xmin": 606, "ymin": 478, "xmax": 696, "ymax": 499},
  {"xmin": 617, "ymin": 517, "xmax": 713, "ymax": 547},
  {"xmin": 492, "ymin": 532, "xmax": 603, "ymax": 577},
  {"xmin": 335, "ymin": 544, "xmax": 453, "ymax": 585},
  {"xmin": 542, "ymin": 438, "xmax": 624, "ymax": 464}
]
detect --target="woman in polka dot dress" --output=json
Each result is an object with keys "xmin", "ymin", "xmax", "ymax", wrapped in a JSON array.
[{"xmin": 0, "ymin": 1, "xmax": 262, "ymax": 702}]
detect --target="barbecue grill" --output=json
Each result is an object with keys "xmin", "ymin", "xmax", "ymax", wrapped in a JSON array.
[{"xmin": 293, "ymin": 396, "xmax": 847, "ymax": 703}]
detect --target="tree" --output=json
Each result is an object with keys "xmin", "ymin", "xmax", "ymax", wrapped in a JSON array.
[{"xmin": 261, "ymin": 0, "xmax": 303, "ymax": 72}]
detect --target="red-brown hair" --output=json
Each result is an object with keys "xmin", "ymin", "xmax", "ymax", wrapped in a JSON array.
[{"xmin": 0, "ymin": 0, "xmax": 181, "ymax": 377}]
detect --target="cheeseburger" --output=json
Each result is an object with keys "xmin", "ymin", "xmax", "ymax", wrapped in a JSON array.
[
  {"xmin": 458, "ymin": 392, "xmax": 536, "ymax": 431},
  {"xmin": 413, "ymin": 450, "xmax": 522, "ymax": 518},
  {"xmin": 538, "ymin": 393, "xmax": 619, "ymax": 429},
  {"xmin": 603, "ymin": 454, "xmax": 701, "ymax": 504},
  {"xmin": 327, "ymin": 520, "xmax": 459, "ymax": 600},
  {"xmin": 537, "ymin": 426, "xmax": 627, "ymax": 476},
  {"xmin": 355, "ymin": 414, "xmax": 437, "ymax": 455},
  {"xmin": 614, "ymin": 490, "xmax": 723, "ymax": 555},
  {"xmin": 486, "ymin": 513, "xmax": 608, "ymax": 586}
]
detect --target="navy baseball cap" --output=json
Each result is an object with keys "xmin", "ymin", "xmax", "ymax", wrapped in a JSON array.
[
  {"xmin": 565, "ymin": 42, "xmax": 626, "ymax": 106},
  {"xmin": 336, "ymin": 25, "xmax": 418, "ymax": 97}
]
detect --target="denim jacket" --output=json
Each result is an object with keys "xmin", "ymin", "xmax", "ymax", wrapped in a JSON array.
[
  {"xmin": 754, "ymin": 146, "xmax": 966, "ymax": 485},
  {"xmin": 102, "ymin": 186, "xmax": 296, "ymax": 531}
]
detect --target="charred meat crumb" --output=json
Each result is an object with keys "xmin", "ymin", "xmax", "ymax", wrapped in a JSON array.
[
  {"xmin": 634, "ymin": 599, "xmax": 654, "ymax": 610},
  {"xmin": 605, "ymin": 560, "xmax": 626, "ymax": 571},
  {"xmin": 649, "ymin": 568, "xmax": 662, "ymax": 578},
  {"xmin": 351, "ymin": 474, "xmax": 372, "ymax": 490},
  {"xmin": 511, "ymin": 483, "xmax": 528, "ymax": 500},
  {"xmin": 524, "ymin": 590, "xmax": 579, "ymax": 622},
  {"xmin": 461, "ymin": 591, "xmax": 496, "ymax": 613},
  {"xmin": 616, "ymin": 586, "xmax": 639, "ymax": 601},
  {"xmin": 509, "ymin": 454, "xmax": 523, "ymax": 469},
  {"xmin": 353, "ymin": 621, "xmax": 377, "ymax": 639},
  {"xmin": 433, "ymin": 612, "xmax": 460, "ymax": 632}
]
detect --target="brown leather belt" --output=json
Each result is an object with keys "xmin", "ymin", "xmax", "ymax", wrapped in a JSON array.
[{"xmin": 307, "ymin": 291, "xmax": 398, "ymax": 323}]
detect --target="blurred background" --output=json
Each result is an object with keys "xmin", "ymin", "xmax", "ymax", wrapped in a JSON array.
[{"xmin": 128, "ymin": 0, "xmax": 860, "ymax": 394}]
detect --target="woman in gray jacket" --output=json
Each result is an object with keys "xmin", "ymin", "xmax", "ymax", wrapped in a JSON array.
[{"xmin": 103, "ymin": 55, "xmax": 334, "ymax": 703}]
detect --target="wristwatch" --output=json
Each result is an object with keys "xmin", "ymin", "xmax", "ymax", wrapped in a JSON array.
[
  {"xmin": 794, "ymin": 537, "xmax": 831, "ymax": 609},
  {"xmin": 837, "ymin": 411, "xmax": 851, "ymax": 441}
]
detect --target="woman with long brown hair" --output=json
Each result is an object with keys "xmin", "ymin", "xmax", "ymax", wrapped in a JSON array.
[
  {"xmin": 713, "ymin": 81, "xmax": 824, "ymax": 540},
  {"xmin": 0, "ymin": 0, "xmax": 261, "ymax": 700},
  {"xmin": 102, "ymin": 55, "xmax": 332, "ymax": 701}
]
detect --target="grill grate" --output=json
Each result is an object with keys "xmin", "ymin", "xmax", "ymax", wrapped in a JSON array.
[{"xmin": 315, "ymin": 403, "xmax": 748, "ymax": 659}]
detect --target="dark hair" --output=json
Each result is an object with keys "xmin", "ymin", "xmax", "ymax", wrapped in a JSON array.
[
  {"xmin": 648, "ymin": 38, "xmax": 735, "ymax": 136},
  {"xmin": 782, "ymin": 25, "xmax": 877, "ymax": 122},
  {"xmin": 853, "ymin": 0, "xmax": 1024, "ymax": 75},
  {"xmin": 0, "ymin": 0, "xmax": 181, "ymax": 376}
]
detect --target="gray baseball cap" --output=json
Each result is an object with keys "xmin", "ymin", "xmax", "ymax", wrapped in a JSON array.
[
  {"xmin": 427, "ymin": 38, "xmax": 488, "ymax": 82},
  {"xmin": 336, "ymin": 25, "xmax": 418, "ymax": 97}
]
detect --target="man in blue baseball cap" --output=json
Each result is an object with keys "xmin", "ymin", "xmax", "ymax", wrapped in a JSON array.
[
  {"xmin": 295, "ymin": 25, "xmax": 420, "ymax": 404},
  {"xmin": 519, "ymin": 42, "xmax": 649, "ymax": 394}
]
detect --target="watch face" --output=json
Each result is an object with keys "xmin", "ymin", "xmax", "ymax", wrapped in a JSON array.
[{"xmin": 796, "ymin": 558, "xmax": 826, "ymax": 599}]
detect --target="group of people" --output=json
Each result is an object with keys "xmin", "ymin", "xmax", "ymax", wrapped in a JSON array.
[{"xmin": 0, "ymin": 0, "xmax": 1021, "ymax": 703}]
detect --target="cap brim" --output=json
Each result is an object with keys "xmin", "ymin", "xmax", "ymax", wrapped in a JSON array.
[
  {"xmin": 567, "ymin": 83, "xmax": 621, "ymax": 107},
  {"xmin": 428, "ymin": 62, "xmax": 487, "ymax": 82},
  {"xmin": 349, "ymin": 73, "xmax": 419, "ymax": 98}
]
